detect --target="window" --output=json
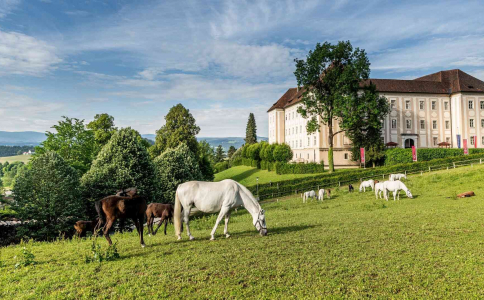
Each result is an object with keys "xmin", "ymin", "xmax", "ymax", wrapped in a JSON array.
[
  {"xmin": 481, "ymin": 101, "xmax": 484, "ymax": 110},
  {"xmin": 406, "ymin": 119, "xmax": 411, "ymax": 129},
  {"xmin": 405, "ymin": 100, "xmax": 411, "ymax": 110},
  {"xmin": 344, "ymin": 153, "xmax": 349, "ymax": 160},
  {"xmin": 391, "ymin": 119, "xmax": 397, "ymax": 129},
  {"xmin": 307, "ymin": 154, "xmax": 309, "ymax": 159},
  {"xmin": 300, "ymin": 125, "xmax": 302, "ymax": 133},
  {"xmin": 419, "ymin": 101, "xmax": 425, "ymax": 110},
  {"xmin": 446, "ymin": 137, "xmax": 451, "ymax": 144},
  {"xmin": 432, "ymin": 120, "xmax": 437, "ymax": 130},
  {"xmin": 391, "ymin": 100, "xmax": 396, "ymax": 109},
  {"xmin": 433, "ymin": 137, "xmax": 438, "ymax": 146},
  {"xmin": 308, "ymin": 137, "xmax": 310, "ymax": 146},
  {"xmin": 420, "ymin": 120, "xmax": 425, "ymax": 129},
  {"xmin": 292, "ymin": 127, "xmax": 294, "ymax": 134},
  {"xmin": 470, "ymin": 119, "xmax": 475, "ymax": 128},
  {"xmin": 471, "ymin": 136, "xmax": 475, "ymax": 145},
  {"xmin": 382, "ymin": 121, "xmax": 385, "ymax": 129},
  {"xmin": 482, "ymin": 119, "xmax": 484, "ymax": 128},
  {"xmin": 469, "ymin": 100, "xmax": 474, "ymax": 110},
  {"xmin": 300, "ymin": 140, "xmax": 302, "ymax": 148},
  {"xmin": 296, "ymin": 127, "xmax": 298, "ymax": 134},
  {"xmin": 445, "ymin": 120, "xmax": 450, "ymax": 129},
  {"xmin": 292, "ymin": 112, "xmax": 294, "ymax": 119},
  {"xmin": 444, "ymin": 102, "xmax": 449, "ymax": 110},
  {"xmin": 431, "ymin": 101, "xmax": 436, "ymax": 110},
  {"xmin": 285, "ymin": 115, "xmax": 287, "ymax": 120},
  {"xmin": 313, "ymin": 136, "xmax": 316, "ymax": 146},
  {"xmin": 482, "ymin": 136, "xmax": 484, "ymax": 145}
]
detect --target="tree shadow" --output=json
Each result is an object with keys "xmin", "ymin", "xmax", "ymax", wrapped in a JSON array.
[
  {"xmin": 229, "ymin": 168, "xmax": 259, "ymax": 183},
  {"xmin": 234, "ymin": 224, "xmax": 317, "ymax": 236}
]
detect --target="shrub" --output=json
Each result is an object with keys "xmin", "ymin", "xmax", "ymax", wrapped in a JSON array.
[
  {"xmin": 260, "ymin": 160, "xmax": 276, "ymax": 171},
  {"xmin": 13, "ymin": 152, "xmax": 84, "ymax": 241},
  {"xmin": 214, "ymin": 161, "xmax": 230, "ymax": 173},
  {"xmin": 14, "ymin": 247, "xmax": 36, "ymax": 268},
  {"xmin": 385, "ymin": 148, "xmax": 484, "ymax": 166},
  {"xmin": 273, "ymin": 144, "xmax": 293, "ymax": 162},
  {"xmin": 81, "ymin": 128, "xmax": 161, "ymax": 204},
  {"xmin": 154, "ymin": 144, "xmax": 204, "ymax": 202},
  {"xmin": 275, "ymin": 162, "xmax": 325, "ymax": 174},
  {"xmin": 247, "ymin": 143, "xmax": 261, "ymax": 161}
]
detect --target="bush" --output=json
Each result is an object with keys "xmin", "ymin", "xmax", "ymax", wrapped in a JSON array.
[
  {"xmin": 246, "ymin": 143, "xmax": 261, "ymax": 161},
  {"xmin": 273, "ymin": 144, "xmax": 293, "ymax": 162},
  {"xmin": 12, "ymin": 152, "xmax": 85, "ymax": 241},
  {"xmin": 385, "ymin": 148, "xmax": 484, "ymax": 166},
  {"xmin": 81, "ymin": 128, "xmax": 161, "ymax": 204},
  {"xmin": 249, "ymin": 152, "xmax": 484, "ymax": 200},
  {"xmin": 260, "ymin": 160, "xmax": 276, "ymax": 171},
  {"xmin": 154, "ymin": 144, "xmax": 204, "ymax": 202},
  {"xmin": 214, "ymin": 161, "xmax": 230, "ymax": 173},
  {"xmin": 275, "ymin": 162, "xmax": 325, "ymax": 174}
]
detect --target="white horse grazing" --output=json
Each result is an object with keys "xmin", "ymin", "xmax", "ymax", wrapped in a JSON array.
[
  {"xmin": 318, "ymin": 189, "xmax": 326, "ymax": 201},
  {"xmin": 174, "ymin": 180, "xmax": 267, "ymax": 241},
  {"xmin": 389, "ymin": 173, "xmax": 406, "ymax": 181},
  {"xmin": 302, "ymin": 190, "xmax": 316, "ymax": 203},
  {"xmin": 374, "ymin": 182, "xmax": 384, "ymax": 199},
  {"xmin": 359, "ymin": 179, "xmax": 375, "ymax": 192},
  {"xmin": 383, "ymin": 181, "xmax": 413, "ymax": 201}
]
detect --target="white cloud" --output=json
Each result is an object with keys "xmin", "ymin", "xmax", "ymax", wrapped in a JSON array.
[
  {"xmin": 0, "ymin": 30, "xmax": 62, "ymax": 76},
  {"xmin": 0, "ymin": 0, "xmax": 20, "ymax": 18}
]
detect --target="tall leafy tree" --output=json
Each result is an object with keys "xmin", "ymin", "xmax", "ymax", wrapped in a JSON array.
[
  {"xmin": 294, "ymin": 41, "xmax": 384, "ymax": 172},
  {"xmin": 215, "ymin": 145, "xmax": 225, "ymax": 163},
  {"xmin": 227, "ymin": 146, "xmax": 237, "ymax": 159},
  {"xmin": 197, "ymin": 140, "xmax": 215, "ymax": 181},
  {"xmin": 245, "ymin": 113, "xmax": 257, "ymax": 145},
  {"xmin": 87, "ymin": 113, "xmax": 117, "ymax": 153},
  {"xmin": 149, "ymin": 104, "xmax": 200, "ymax": 158},
  {"xmin": 35, "ymin": 116, "xmax": 95, "ymax": 173}
]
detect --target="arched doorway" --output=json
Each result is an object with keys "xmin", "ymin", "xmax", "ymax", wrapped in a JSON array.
[{"xmin": 404, "ymin": 139, "xmax": 415, "ymax": 148}]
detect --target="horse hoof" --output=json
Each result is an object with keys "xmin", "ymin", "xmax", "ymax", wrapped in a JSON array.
[
  {"xmin": 225, "ymin": 234, "xmax": 231, "ymax": 238},
  {"xmin": 189, "ymin": 236, "xmax": 195, "ymax": 241},
  {"xmin": 148, "ymin": 234, "xmax": 151, "ymax": 237},
  {"xmin": 177, "ymin": 236, "xmax": 181, "ymax": 240},
  {"xmin": 141, "ymin": 244, "xmax": 146, "ymax": 248},
  {"xmin": 210, "ymin": 236, "xmax": 215, "ymax": 241}
]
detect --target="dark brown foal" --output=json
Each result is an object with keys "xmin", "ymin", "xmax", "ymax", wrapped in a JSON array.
[
  {"xmin": 146, "ymin": 203, "xmax": 174, "ymax": 235},
  {"xmin": 74, "ymin": 219, "xmax": 98, "ymax": 237},
  {"xmin": 95, "ymin": 194, "xmax": 147, "ymax": 247}
]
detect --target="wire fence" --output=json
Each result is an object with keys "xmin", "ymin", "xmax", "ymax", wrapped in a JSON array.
[{"xmin": 256, "ymin": 157, "xmax": 484, "ymax": 201}]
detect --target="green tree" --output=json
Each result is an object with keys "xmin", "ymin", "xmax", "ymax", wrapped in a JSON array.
[
  {"xmin": 87, "ymin": 113, "xmax": 117, "ymax": 154},
  {"xmin": 149, "ymin": 104, "xmax": 200, "ymax": 158},
  {"xmin": 81, "ymin": 128, "xmax": 160, "ymax": 204},
  {"xmin": 273, "ymin": 144, "xmax": 293, "ymax": 162},
  {"xmin": 2, "ymin": 161, "xmax": 26, "ymax": 187},
  {"xmin": 197, "ymin": 140, "xmax": 215, "ymax": 181},
  {"xmin": 12, "ymin": 152, "xmax": 84, "ymax": 240},
  {"xmin": 35, "ymin": 116, "xmax": 95, "ymax": 173},
  {"xmin": 154, "ymin": 144, "xmax": 204, "ymax": 202},
  {"xmin": 245, "ymin": 113, "xmax": 257, "ymax": 145},
  {"xmin": 215, "ymin": 145, "xmax": 225, "ymax": 163},
  {"xmin": 227, "ymin": 146, "xmax": 237, "ymax": 159},
  {"xmin": 294, "ymin": 41, "xmax": 382, "ymax": 172}
]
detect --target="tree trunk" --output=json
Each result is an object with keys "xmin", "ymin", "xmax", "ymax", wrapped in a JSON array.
[
  {"xmin": 372, "ymin": 161, "xmax": 375, "ymax": 168},
  {"xmin": 328, "ymin": 119, "xmax": 335, "ymax": 173}
]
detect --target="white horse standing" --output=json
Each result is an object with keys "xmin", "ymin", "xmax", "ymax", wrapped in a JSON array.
[
  {"xmin": 302, "ymin": 190, "xmax": 316, "ymax": 203},
  {"xmin": 383, "ymin": 181, "xmax": 413, "ymax": 201},
  {"xmin": 389, "ymin": 173, "xmax": 406, "ymax": 181},
  {"xmin": 174, "ymin": 180, "xmax": 268, "ymax": 241},
  {"xmin": 318, "ymin": 189, "xmax": 327, "ymax": 201},
  {"xmin": 374, "ymin": 182, "xmax": 384, "ymax": 199},
  {"xmin": 359, "ymin": 179, "xmax": 375, "ymax": 192}
]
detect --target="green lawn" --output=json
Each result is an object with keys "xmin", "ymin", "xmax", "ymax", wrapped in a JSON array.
[
  {"xmin": 2, "ymin": 164, "xmax": 484, "ymax": 298},
  {"xmin": 214, "ymin": 165, "xmax": 323, "ymax": 186},
  {"xmin": 0, "ymin": 154, "xmax": 32, "ymax": 164}
]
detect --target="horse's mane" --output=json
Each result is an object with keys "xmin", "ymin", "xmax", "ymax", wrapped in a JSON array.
[{"xmin": 235, "ymin": 182, "xmax": 260, "ymax": 209}]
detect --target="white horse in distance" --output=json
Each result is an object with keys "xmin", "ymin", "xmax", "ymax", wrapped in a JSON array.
[
  {"xmin": 374, "ymin": 182, "xmax": 384, "ymax": 199},
  {"xmin": 383, "ymin": 181, "xmax": 413, "ymax": 201},
  {"xmin": 389, "ymin": 173, "xmax": 406, "ymax": 181},
  {"xmin": 174, "ymin": 179, "xmax": 268, "ymax": 241},
  {"xmin": 318, "ymin": 189, "xmax": 330, "ymax": 201},
  {"xmin": 359, "ymin": 179, "xmax": 375, "ymax": 192},
  {"xmin": 302, "ymin": 190, "xmax": 316, "ymax": 203}
]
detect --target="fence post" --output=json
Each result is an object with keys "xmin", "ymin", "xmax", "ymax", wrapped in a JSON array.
[
  {"xmin": 453, "ymin": 162, "xmax": 455, "ymax": 169},
  {"xmin": 405, "ymin": 170, "xmax": 407, "ymax": 176},
  {"xmin": 447, "ymin": 166, "xmax": 449, "ymax": 170},
  {"xmin": 382, "ymin": 174, "xmax": 384, "ymax": 179},
  {"xmin": 481, "ymin": 159, "xmax": 482, "ymax": 164},
  {"xmin": 421, "ymin": 171, "xmax": 423, "ymax": 176},
  {"xmin": 429, "ymin": 166, "xmax": 431, "ymax": 172},
  {"xmin": 317, "ymin": 185, "xmax": 319, "ymax": 192}
]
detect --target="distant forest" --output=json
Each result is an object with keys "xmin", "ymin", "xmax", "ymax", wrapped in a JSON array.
[{"xmin": 0, "ymin": 146, "xmax": 35, "ymax": 157}]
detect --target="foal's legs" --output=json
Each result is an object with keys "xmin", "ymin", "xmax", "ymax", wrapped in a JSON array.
[
  {"xmin": 210, "ymin": 206, "xmax": 231, "ymax": 240},
  {"xmin": 103, "ymin": 218, "xmax": 115, "ymax": 246},
  {"xmin": 224, "ymin": 211, "xmax": 231, "ymax": 238},
  {"xmin": 153, "ymin": 218, "xmax": 164, "ymax": 235},
  {"xmin": 138, "ymin": 216, "xmax": 145, "ymax": 247}
]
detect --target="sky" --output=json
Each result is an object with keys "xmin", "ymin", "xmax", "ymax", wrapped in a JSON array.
[{"xmin": 2, "ymin": 0, "xmax": 484, "ymax": 137}]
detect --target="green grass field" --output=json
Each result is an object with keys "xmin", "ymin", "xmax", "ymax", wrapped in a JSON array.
[
  {"xmin": 2, "ymin": 164, "xmax": 484, "ymax": 298},
  {"xmin": 214, "ymin": 165, "xmax": 323, "ymax": 186},
  {"xmin": 0, "ymin": 154, "xmax": 32, "ymax": 164}
]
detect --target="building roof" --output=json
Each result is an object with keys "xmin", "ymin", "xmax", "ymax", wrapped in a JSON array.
[{"xmin": 268, "ymin": 69, "xmax": 484, "ymax": 112}]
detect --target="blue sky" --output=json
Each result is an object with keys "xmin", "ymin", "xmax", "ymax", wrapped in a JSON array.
[{"xmin": 2, "ymin": 0, "xmax": 484, "ymax": 136}]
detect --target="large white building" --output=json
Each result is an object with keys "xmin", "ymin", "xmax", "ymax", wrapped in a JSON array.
[{"xmin": 268, "ymin": 69, "xmax": 484, "ymax": 167}]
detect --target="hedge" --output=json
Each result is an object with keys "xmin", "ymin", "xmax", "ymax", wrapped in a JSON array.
[
  {"xmin": 385, "ymin": 148, "xmax": 484, "ymax": 166},
  {"xmin": 260, "ymin": 160, "xmax": 276, "ymax": 171},
  {"xmin": 247, "ymin": 152, "xmax": 484, "ymax": 200},
  {"xmin": 275, "ymin": 162, "xmax": 325, "ymax": 174},
  {"xmin": 214, "ymin": 161, "xmax": 230, "ymax": 173}
]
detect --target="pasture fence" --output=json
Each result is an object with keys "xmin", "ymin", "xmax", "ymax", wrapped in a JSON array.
[{"xmin": 255, "ymin": 157, "xmax": 484, "ymax": 202}]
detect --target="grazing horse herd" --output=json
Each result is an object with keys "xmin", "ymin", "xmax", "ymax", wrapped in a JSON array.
[{"xmin": 302, "ymin": 173, "xmax": 413, "ymax": 204}]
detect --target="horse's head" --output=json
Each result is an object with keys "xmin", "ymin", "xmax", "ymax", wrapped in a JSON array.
[
  {"xmin": 406, "ymin": 190, "xmax": 413, "ymax": 198},
  {"xmin": 254, "ymin": 209, "xmax": 268, "ymax": 236}
]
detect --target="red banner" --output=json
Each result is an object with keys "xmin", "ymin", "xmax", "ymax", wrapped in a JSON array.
[
  {"xmin": 475, "ymin": 136, "xmax": 478, "ymax": 148},
  {"xmin": 360, "ymin": 148, "xmax": 365, "ymax": 163},
  {"xmin": 412, "ymin": 146, "xmax": 417, "ymax": 162},
  {"xmin": 464, "ymin": 139, "xmax": 468, "ymax": 155}
]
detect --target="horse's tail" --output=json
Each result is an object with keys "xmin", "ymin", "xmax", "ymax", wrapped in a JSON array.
[{"xmin": 174, "ymin": 190, "xmax": 182, "ymax": 238}]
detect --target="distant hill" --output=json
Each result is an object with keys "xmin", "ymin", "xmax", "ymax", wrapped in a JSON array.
[
  {"xmin": 0, "ymin": 131, "xmax": 268, "ymax": 150},
  {"xmin": 0, "ymin": 131, "xmax": 46, "ymax": 146}
]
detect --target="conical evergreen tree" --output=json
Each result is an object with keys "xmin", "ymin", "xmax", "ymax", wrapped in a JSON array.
[{"xmin": 245, "ymin": 113, "xmax": 257, "ymax": 144}]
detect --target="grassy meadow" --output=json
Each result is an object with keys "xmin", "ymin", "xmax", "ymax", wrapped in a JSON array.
[
  {"xmin": 214, "ymin": 165, "xmax": 323, "ymax": 186},
  {"xmin": 2, "ymin": 164, "xmax": 484, "ymax": 298},
  {"xmin": 0, "ymin": 154, "xmax": 32, "ymax": 164}
]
